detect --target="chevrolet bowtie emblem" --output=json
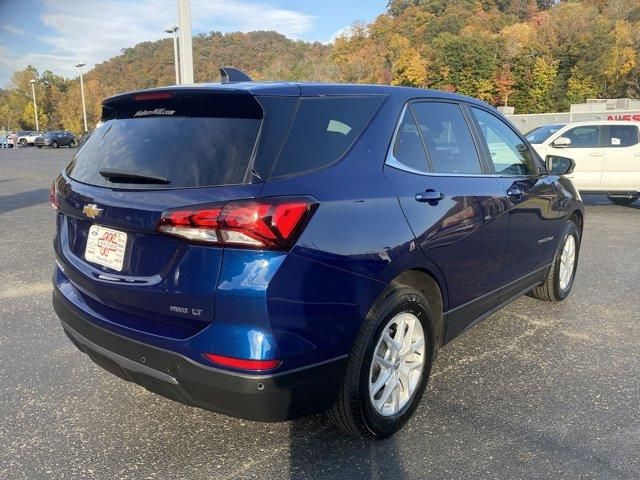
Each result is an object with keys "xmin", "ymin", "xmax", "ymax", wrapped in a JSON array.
[{"xmin": 82, "ymin": 203, "xmax": 103, "ymax": 219}]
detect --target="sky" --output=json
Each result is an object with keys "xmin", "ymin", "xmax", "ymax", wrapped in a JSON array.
[{"xmin": 0, "ymin": 0, "xmax": 388, "ymax": 87}]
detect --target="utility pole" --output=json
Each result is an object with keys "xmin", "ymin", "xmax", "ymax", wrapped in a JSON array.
[
  {"xmin": 75, "ymin": 63, "xmax": 88, "ymax": 132},
  {"xmin": 29, "ymin": 79, "xmax": 39, "ymax": 131},
  {"xmin": 165, "ymin": 26, "xmax": 180, "ymax": 84},
  {"xmin": 177, "ymin": 0, "xmax": 194, "ymax": 84}
]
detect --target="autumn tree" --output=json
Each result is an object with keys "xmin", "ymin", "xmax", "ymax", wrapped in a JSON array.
[
  {"xmin": 603, "ymin": 21, "xmax": 636, "ymax": 95},
  {"xmin": 494, "ymin": 64, "xmax": 516, "ymax": 106},
  {"xmin": 388, "ymin": 34, "xmax": 428, "ymax": 87},
  {"xmin": 332, "ymin": 23, "xmax": 390, "ymax": 84}
]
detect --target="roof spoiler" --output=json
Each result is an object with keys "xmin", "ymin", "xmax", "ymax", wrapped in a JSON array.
[{"xmin": 220, "ymin": 67, "xmax": 253, "ymax": 84}]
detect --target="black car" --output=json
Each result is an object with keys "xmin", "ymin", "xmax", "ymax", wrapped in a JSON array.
[{"xmin": 35, "ymin": 131, "xmax": 76, "ymax": 148}]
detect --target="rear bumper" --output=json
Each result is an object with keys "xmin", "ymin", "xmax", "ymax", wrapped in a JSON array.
[{"xmin": 53, "ymin": 287, "xmax": 346, "ymax": 422}]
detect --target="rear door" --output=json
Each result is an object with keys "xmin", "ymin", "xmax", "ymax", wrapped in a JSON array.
[
  {"xmin": 469, "ymin": 107, "xmax": 564, "ymax": 301},
  {"xmin": 383, "ymin": 100, "xmax": 510, "ymax": 340},
  {"xmin": 601, "ymin": 124, "xmax": 640, "ymax": 190},
  {"xmin": 549, "ymin": 125, "xmax": 605, "ymax": 190},
  {"xmin": 54, "ymin": 89, "xmax": 297, "ymax": 336}
]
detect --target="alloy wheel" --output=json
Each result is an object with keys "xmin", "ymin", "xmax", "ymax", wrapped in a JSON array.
[
  {"xmin": 559, "ymin": 234, "xmax": 576, "ymax": 290},
  {"xmin": 369, "ymin": 312, "xmax": 425, "ymax": 417}
]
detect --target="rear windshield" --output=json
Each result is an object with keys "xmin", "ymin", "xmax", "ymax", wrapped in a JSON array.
[{"xmin": 66, "ymin": 116, "xmax": 260, "ymax": 189}]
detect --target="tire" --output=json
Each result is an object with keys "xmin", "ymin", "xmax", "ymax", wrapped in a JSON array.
[
  {"xmin": 37, "ymin": 145, "xmax": 42, "ymax": 148},
  {"xmin": 530, "ymin": 220, "xmax": 580, "ymax": 302},
  {"xmin": 52, "ymin": 141, "xmax": 58, "ymax": 148},
  {"xmin": 328, "ymin": 285, "xmax": 436, "ymax": 439},
  {"xmin": 607, "ymin": 195, "xmax": 638, "ymax": 206},
  {"xmin": 19, "ymin": 139, "xmax": 27, "ymax": 146},
  {"xmin": 69, "ymin": 140, "xmax": 75, "ymax": 148}
]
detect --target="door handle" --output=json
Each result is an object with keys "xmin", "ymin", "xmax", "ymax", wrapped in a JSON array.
[
  {"xmin": 415, "ymin": 190, "xmax": 444, "ymax": 203},
  {"xmin": 506, "ymin": 185, "xmax": 524, "ymax": 198},
  {"xmin": 589, "ymin": 152, "xmax": 603, "ymax": 157}
]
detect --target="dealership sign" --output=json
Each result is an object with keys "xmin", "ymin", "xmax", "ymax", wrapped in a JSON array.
[{"xmin": 607, "ymin": 114, "xmax": 640, "ymax": 121}]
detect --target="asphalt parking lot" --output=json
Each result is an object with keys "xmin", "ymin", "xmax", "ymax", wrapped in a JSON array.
[{"xmin": 1, "ymin": 147, "xmax": 639, "ymax": 479}]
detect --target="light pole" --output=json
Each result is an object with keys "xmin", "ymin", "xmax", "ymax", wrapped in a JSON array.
[
  {"xmin": 29, "ymin": 79, "xmax": 39, "ymax": 131},
  {"xmin": 177, "ymin": 0, "xmax": 194, "ymax": 84},
  {"xmin": 75, "ymin": 63, "xmax": 88, "ymax": 132},
  {"xmin": 165, "ymin": 26, "xmax": 180, "ymax": 85}
]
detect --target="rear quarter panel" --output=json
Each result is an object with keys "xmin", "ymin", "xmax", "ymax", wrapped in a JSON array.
[{"xmin": 254, "ymin": 94, "xmax": 449, "ymax": 366}]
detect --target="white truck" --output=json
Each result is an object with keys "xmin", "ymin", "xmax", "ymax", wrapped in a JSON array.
[{"xmin": 527, "ymin": 121, "xmax": 640, "ymax": 205}]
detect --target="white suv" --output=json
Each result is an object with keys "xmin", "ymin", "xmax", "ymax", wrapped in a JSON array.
[
  {"xmin": 17, "ymin": 131, "xmax": 41, "ymax": 146},
  {"xmin": 528, "ymin": 121, "xmax": 640, "ymax": 205}
]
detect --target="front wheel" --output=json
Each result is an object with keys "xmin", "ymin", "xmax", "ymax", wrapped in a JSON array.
[
  {"xmin": 530, "ymin": 220, "xmax": 581, "ymax": 302},
  {"xmin": 19, "ymin": 139, "xmax": 27, "ymax": 146},
  {"xmin": 607, "ymin": 195, "xmax": 638, "ymax": 206},
  {"xmin": 328, "ymin": 285, "xmax": 435, "ymax": 438},
  {"xmin": 52, "ymin": 141, "xmax": 58, "ymax": 148},
  {"xmin": 68, "ymin": 140, "xmax": 75, "ymax": 148}
]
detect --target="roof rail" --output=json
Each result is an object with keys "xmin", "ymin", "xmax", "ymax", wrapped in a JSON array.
[{"xmin": 220, "ymin": 67, "xmax": 253, "ymax": 84}]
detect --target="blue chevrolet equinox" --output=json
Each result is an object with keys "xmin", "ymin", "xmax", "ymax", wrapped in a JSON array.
[{"xmin": 52, "ymin": 71, "xmax": 584, "ymax": 438}]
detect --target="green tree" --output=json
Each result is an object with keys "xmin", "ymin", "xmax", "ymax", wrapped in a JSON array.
[
  {"xmin": 528, "ymin": 57, "xmax": 558, "ymax": 112},
  {"xmin": 566, "ymin": 65, "xmax": 600, "ymax": 104},
  {"xmin": 430, "ymin": 33, "xmax": 501, "ymax": 98}
]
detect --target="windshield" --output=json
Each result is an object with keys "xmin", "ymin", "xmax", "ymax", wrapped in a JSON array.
[
  {"xmin": 525, "ymin": 124, "xmax": 565, "ymax": 144},
  {"xmin": 66, "ymin": 116, "xmax": 260, "ymax": 189}
]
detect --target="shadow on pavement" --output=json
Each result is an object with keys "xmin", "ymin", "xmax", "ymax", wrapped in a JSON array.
[
  {"xmin": 581, "ymin": 195, "xmax": 639, "ymax": 209},
  {"xmin": 0, "ymin": 188, "xmax": 50, "ymax": 215},
  {"xmin": 617, "ymin": 200, "xmax": 640, "ymax": 210},
  {"xmin": 426, "ymin": 396, "xmax": 629, "ymax": 479},
  {"xmin": 286, "ymin": 416, "xmax": 406, "ymax": 480}
]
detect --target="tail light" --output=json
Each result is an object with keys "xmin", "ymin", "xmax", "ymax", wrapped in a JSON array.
[
  {"xmin": 157, "ymin": 196, "xmax": 316, "ymax": 250},
  {"xmin": 50, "ymin": 182, "xmax": 59, "ymax": 210},
  {"xmin": 203, "ymin": 353, "xmax": 282, "ymax": 371}
]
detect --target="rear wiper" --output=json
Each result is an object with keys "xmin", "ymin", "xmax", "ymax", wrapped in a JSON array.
[{"xmin": 99, "ymin": 169, "xmax": 170, "ymax": 184}]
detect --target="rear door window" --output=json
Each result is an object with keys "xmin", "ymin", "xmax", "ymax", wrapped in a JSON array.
[
  {"xmin": 388, "ymin": 107, "xmax": 429, "ymax": 172},
  {"xmin": 606, "ymin": 125, "xmax": 639, "ymax": 147},
  {"xmin": 269, "ymin": 96, "xmax": 385, "ymax": 178},
  {"xmin": 412, "ymin": 102, "xmax": 482, "ymax": 174},
  {"xmin": 66, "ymin": 116, "xmax": 260, "ymax": 189}
]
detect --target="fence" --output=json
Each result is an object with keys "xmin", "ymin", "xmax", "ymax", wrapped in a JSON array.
[{"xmin": 506, "ymin": 109, "xmax": 640, "ymax": 134}]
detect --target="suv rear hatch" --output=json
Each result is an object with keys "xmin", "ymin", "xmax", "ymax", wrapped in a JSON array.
[{"xmin": 54, "ymin": 87, "xmax": 299, "ymax": 338}]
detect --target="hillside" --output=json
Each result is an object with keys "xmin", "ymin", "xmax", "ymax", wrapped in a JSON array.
[
  {"xmin": 3, "ymin": 0, "xmax": 640, "ymax": 133},
  {"xmin": 89, "ymin": 31, "xmax": 332, "ymax": 96}
]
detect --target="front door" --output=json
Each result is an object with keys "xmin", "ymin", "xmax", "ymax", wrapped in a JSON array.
[
  {"xmin": 383, "ymin": 101, "xmax": 510, "ymax": 341},
  {"xmin": 469, "ymin": 107, "xmax": 565, "ymax": 302},
  {"xmin": 549, "ymin": 124, "xmax": 605, "ymax": 191}
]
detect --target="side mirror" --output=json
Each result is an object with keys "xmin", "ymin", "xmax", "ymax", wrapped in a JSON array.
[
  {"xmin": 546, "ymin": 155, "xmax": 576, "ymax": 175},
  {"xmin": 551, "ymin": 136, "xmax": 571, "ymax": 148}
]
